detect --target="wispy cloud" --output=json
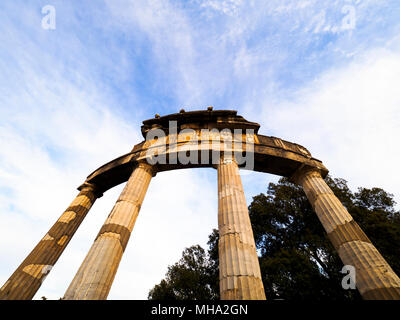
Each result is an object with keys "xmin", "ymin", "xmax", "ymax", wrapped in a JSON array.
[{"xmin": 261, "ymin": 46, "xmax": 400, "ymax": 202}]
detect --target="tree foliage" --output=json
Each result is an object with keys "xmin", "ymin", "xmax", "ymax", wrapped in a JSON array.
[
  {"xmin": 148, "ymin": 176, "xmax": 400, "ymax": 300},
  {"xmin": 148, "ymin": 240, "xmax": 219, "ymax": 300}
]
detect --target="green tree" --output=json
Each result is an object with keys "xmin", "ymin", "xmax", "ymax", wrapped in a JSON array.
[
  {"xmin": 148, "ymin": 241, "xmax": 219, "ymax": 300},
  {"xmin": 249, "ymin": 176, "xmax": 355, "ymax": 300},
  {"xmin": 148, "ymin": 176, "xmax": 400, "ymax": 300}
]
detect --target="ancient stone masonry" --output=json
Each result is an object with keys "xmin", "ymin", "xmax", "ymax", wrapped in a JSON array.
[
  {"xmin": 1, "ymin": 109, "xmax": 399, "ymax": 300},
  {"xmin": 217, "ymin": 155, "xmax": 266, "ymax": 299},
  {"xmin": 291, "ymin": 166, "xmax": 400, "ymax": 300},
  {"xmin": 63, "ymin": 162, "xmax": 155, "ymax": 299},
  {"xmin": 0, "ymin": 183, "xmax": 100, "ymax": 300}
]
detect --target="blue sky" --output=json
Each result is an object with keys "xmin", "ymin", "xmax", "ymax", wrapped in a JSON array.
[{"xmin": 1, "ymin": 0, "xmax": 400, "ymax": 299}]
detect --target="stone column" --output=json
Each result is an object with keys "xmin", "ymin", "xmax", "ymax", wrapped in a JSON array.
[
  {"xmin": 292, "ymin": 166, "xmax": 400, "ymax": 300},
  {"xmin": 217, "ymin": 156, "xmax": 266, "ymax": 300},
  {"xmin": 0, "ymin": 183, "xmax": 99, "ymax": 300},
  {"xmin": 63, "ymin": 162, "xmax": 155, "ymax": 300}
]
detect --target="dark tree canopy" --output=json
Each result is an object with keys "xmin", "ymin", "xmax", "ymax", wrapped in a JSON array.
[
  {"xmin": 148, "ymin": 176, "xmax": 400, "ymax": 300},
  {"xmin": 148, "ymin": 239, "xmax": 219, "ymax": 300}
]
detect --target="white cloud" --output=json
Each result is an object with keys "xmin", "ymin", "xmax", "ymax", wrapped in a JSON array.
[
  {"xmin": 197, "ymin": 0, "xmax": 244, "ymax": 16},
  {"xmin": 0, "ymin": 1, "xmax": 218, "ymax": 300},
  {"xmin": 105, "ymin": 0, "xmax": 206, "ymax": 105},
  {"xmin": 260, "ymin": 46, "xmax": 400, "ymax": 205}
]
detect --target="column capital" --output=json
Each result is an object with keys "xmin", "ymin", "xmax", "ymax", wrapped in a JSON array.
[
  {"xmin": 78, "ymin": 182, "xmax": 103, "ymax": 198},
  {"xmin": 211, "ymin": 153, "xmax": 238, "ymax": 170},
  {"xmin": 289, "ymin": 164, "xmax": 324, "ymax": 185},
  {"xmin": 136, "ymin": 161, "xmax": 157, "ymax": 177},
  {"xmin": 220, "ymin": 152, "xmax": 238, "ymax": 164}
]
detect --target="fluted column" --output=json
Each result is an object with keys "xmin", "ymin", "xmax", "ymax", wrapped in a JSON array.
[
  {"xmin": 292, "ymin": 166, "xmax": 400, "ymax": 300},
  {"xmin": 63, "ymin": 162, "xmax": 155, "ymax": 300},
  {"xmin": 0, "ymin": 183, "xmax": 100, "ymax": 300},
  {"xmin": 217, "ymin": 156, "xmax": 266, "ymax": 300}
]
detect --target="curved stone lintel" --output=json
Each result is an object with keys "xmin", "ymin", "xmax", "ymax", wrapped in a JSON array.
[
  {"xmin": 79, "ymin": 134, "xmax": 328, "ymax": 194},
  {"xmin": 77, "ymin": 110, "xmax": 327, "ymax": 193}
]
